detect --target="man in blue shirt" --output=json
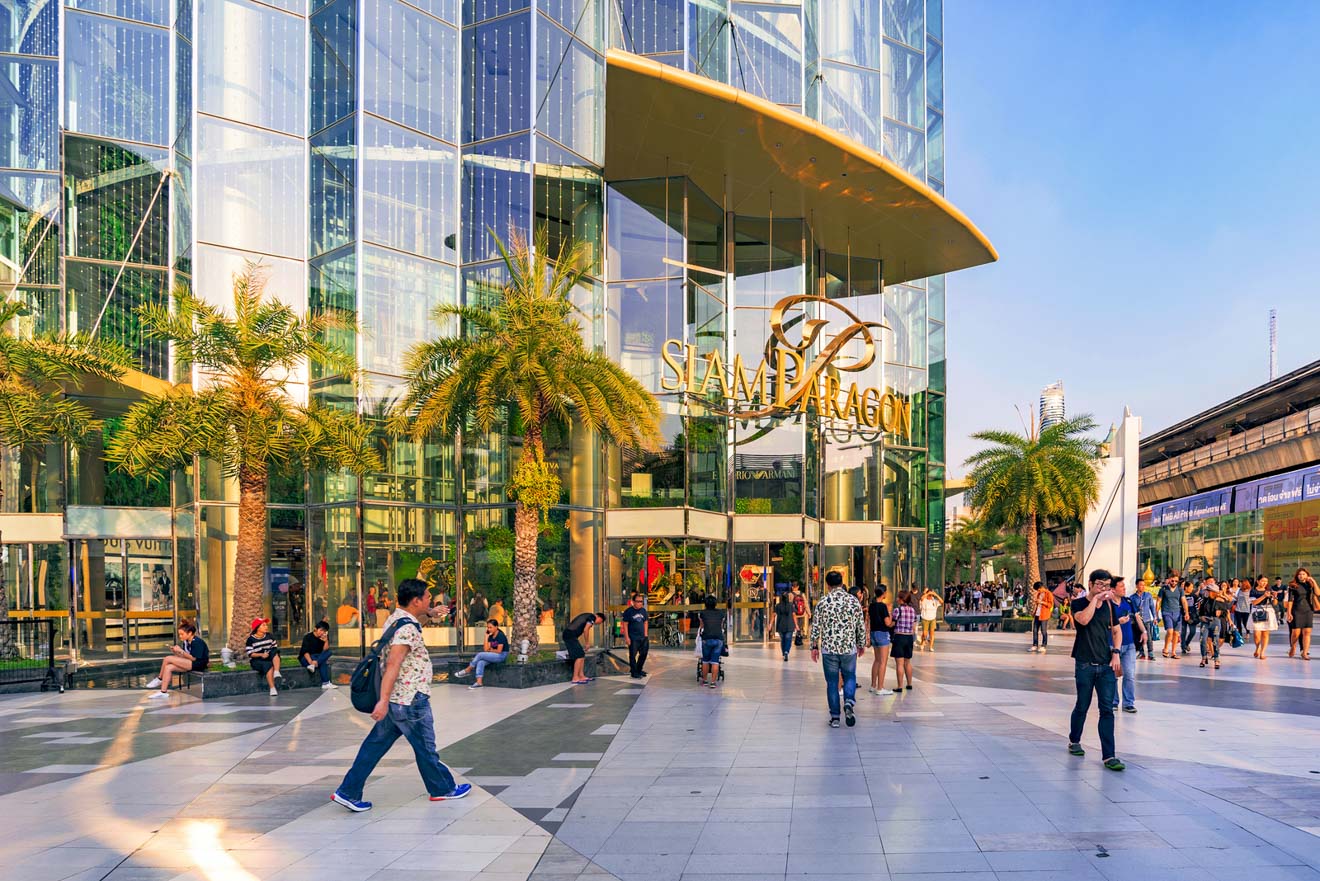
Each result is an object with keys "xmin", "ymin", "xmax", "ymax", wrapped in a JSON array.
[
  {"xmin": 1110, "ymin": 576, "xmax": 1145, "ymax": 713},
  {"xmin": 621, "ymin": 592, "xmax": 650, "ymax": 679}
]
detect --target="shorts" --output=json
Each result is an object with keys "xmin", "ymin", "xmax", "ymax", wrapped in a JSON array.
[
  {"xmin": 920, "ymin": 616, "xmax": 937, "ymax": 625},
  {"xmin": 891, "ymin": 633, "xmax": 915, "ymax": 659},
  {"xmin": 250, "ymin": 656, "xmax": 274, "ymax": 676},
  {"xmin": 1161, "ymin": 613, "xmax": 1181, "ymax": 631},
  {"xmin": 871, "ymin": 631, "xmax": 891, "ymax": 647},
  {"xmin": 701, "ymin": 638, "xmax": 724, "ymax": 664},
  {"xmin": 562, "ymin": 631, "xmax": 585, "ymax": 660}
]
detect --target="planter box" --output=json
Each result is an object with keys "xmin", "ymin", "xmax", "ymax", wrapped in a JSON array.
[
  {"xmin": 440, "ymin": 649, "xmax": 627, "ymax": 689},
  {"xmin": 196, "ymin": 657, "xmax": 346, "ymax": 700}
]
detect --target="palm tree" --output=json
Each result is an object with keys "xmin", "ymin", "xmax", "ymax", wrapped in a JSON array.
[
  {"xmin": 106, "ymin": 264, "xmax": 381, "ymax": 654},
  {"xmin": 390, "ymin": 229, "xmax": 662, "ymax": 653},
  {"xmin": 947, "ymin": 512, "xmax": 992, "ymax": 582},
  {"xmin": 0, "ymin": 300, "xmax": 133, "ymax": 656},
  {"xmin": 963, "ymin": 415, "xmax": 1100, "ymax": 588}
]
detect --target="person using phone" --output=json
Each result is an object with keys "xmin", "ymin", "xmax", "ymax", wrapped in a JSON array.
[{"xmin": 1066, "ymin": 569, "xmax": 1125, "ymax": 772}]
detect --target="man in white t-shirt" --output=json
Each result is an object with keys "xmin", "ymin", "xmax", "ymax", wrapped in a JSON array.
[{"xmin": 918, "ymin": 589, "xmax": 943, "ymax": 652}]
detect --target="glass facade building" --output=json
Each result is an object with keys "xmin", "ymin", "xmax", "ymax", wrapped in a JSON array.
[{"xmin": 1, "ymin": 0, "xmax": 988, "ymax": 658}]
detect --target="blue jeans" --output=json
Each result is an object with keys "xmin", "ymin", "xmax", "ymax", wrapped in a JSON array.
[
  {"xmin": 1032, "ymin": 618, "xmax": 1049, "ymax": 647},
  {"xmin": 1200, "ymin": 617, "xmax": 1222, "ymax": 660},
  {"xmin": 821, "ymin": 652, "xmax": 857, "ymax": 718},
  {"xmin": 337, "ymin": 693, "xmax": 456, "ymax": 799},
  {"xmin": 1113, "ymin": 643, "xmax": 1137, "ymax": 709},
  {"xmin": 1068, "ymin": 661, "xmax": 1117, "ymax": 760},
  {"xmin": 299, "ymin": 648, "xmax": 334, "ymax": 683},
  {"xmin": 470, "ymin": 651, "xmax": 508, "ymax": 678},
  {"xmin": 779, "ymin": 632, "xmax": 794, "ymax": 656}
]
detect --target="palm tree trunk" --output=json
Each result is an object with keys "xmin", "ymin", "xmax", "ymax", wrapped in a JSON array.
[
  {"xmin": 229, "ymin": 467, "xmax": 268, "ymax": 655},
  {"xmin": 0, "ymin": 457, "xmax": 14, "ymax": 660},
  {"xmin": 511, "ymin": 428, "xmax": 543, "ymax": 655},
  {"xmin": 512, "ymin": 500, "xmax": 539, "ymax": 654},
  {"xmin": 1024, "ymin": 513, "xmax": 1041, "ymax": 588}
]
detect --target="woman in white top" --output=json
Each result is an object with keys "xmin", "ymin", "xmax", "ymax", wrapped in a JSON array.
[{"xmin": 917, "ymin": 588, "xmax": 943, "ymax": 652}]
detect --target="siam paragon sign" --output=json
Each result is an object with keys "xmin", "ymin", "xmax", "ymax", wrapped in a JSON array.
[{"xmin": 659, "ymin": 294, "xmax": 911, "ymax": 436}]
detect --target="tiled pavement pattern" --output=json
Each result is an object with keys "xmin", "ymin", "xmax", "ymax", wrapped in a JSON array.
[{"xmin": 5, "ymin": 633, "xmax": 1320, "ymax": 881}]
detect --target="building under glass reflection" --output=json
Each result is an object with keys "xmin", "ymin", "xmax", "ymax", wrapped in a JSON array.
[{"xmin": 1, "ymin": 0, "xmax": 989, "ymax": 659}]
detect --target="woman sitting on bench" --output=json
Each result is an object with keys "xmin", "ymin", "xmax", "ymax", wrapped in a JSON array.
[
  {"xmin": 145, "ymin": 620, "xmax": 209, "ymax": 698},
  {"xmin": 246, "ymin": 618, "xmax": 284, "ymax": 696},
  {"xmin": 453, "ymin": 619, "xmax": 510, "ymax": 689}
]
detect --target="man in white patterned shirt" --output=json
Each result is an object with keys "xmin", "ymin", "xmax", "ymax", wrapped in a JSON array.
[
  {"xmin": 333, "ymin": 579, "xmax": 471, "ymax": 811},
  {"xmin": 810, "ymin": 571, "xmax": 868, "ymax": 729}
]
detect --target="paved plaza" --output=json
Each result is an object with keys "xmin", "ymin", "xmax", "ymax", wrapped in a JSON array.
[{"xmin": 4, "ymin": 633, "xmax": 1320, "ymax": 881}]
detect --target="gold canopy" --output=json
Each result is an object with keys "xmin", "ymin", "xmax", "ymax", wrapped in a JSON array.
[{"xmin": 604, "ymin": 50, "xmax": 997, "ymax": 286}]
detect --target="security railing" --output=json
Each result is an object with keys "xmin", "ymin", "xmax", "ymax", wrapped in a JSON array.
[
  {"xmin": 1141, "ymin": 405, "xmax": 1320, "ymax": 487},
  {"xmin": 0, "ymin": 618, "xmax": 59, "ymax": 692}
]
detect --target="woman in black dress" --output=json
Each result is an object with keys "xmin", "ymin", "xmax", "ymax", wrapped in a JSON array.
[{"xmin": 1286, "ymin": 567, "xmax": 1319, "ymax": 660}]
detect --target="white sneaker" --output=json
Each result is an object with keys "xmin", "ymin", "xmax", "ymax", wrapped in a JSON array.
[
  {"xmin": 148, "ymin": 691, "xmax": 170, "ymax": 699},
  {"xmin": 1039, "ymin": 647, "xmax": 1046, "ymax": 654},
  {"xmin": 274, "ymin": 671, "xmax": 283, "ymax": 679},
  {"xmin": 877, "ymin": 688, "xmax": 895, "ymax": 696},
  {"xmin": 321, "ymin": 682, "xmax": 338, "ymax": 690},
  {"xmin": 269, "ymin": 687, "xmax": 278, "ymax": 696},
  {"xmin": 1027, "ymin": 647, "xmax": 1038, "ymax": 653},
  {"xmin": 307, "ymin": 661, "xmax": 318, "ymax": 671},
  {"xmin": 145, "ymin": 677, "xmax": 162, "ymax": 689}
]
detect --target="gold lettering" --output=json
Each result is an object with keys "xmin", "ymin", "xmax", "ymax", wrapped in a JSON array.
[
  {"xmin": 660, "ymin": 339, "xmax": 685, "ymax": 392},
  {"xmin": 896, "ymin": 397, "xmax": 912, "ymax": 436},
  {"xmin": 823, "ymin": 374, "xmax": 842, "ymax": 420},
  {"xmin": 684, "ymin": 344, "xmax": 700, "ymax": 392},
  {"xmin": 732, "ymin": 354, "xmax": 768, "ymax": 404},
  {"xmin": 775, "ymin": 348, "xmax": 804, "ymax": 408},
  {"xmin": 697, "ymin": 350, "xmax": 731, "ymax": 398},
  {"xmin": 799, "ymin": 374, "xmax": 823, "ymax": 414},
  {"xmin": 860, "ymin": 387, "xmax": 881, "ymax": 428},
  {"xmin": 842, "ymin": 383, "xmax": 863, "ymax": 423}
]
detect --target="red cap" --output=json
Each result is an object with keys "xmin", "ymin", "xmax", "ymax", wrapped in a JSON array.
[{"xmin": 250, "ymin": 618, "xmax": 269, "ymax": 631}]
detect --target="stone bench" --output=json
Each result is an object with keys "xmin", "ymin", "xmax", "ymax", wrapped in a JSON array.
[
  {"xmin": 184, "ymin": 656, "xmax": 348, "ymax": 700},
  {"xmin": 440, "ymin": 648, "xmax": 627, "ymax": 688}
]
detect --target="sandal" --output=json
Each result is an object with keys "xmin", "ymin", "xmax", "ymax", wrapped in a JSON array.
[
  {"xmin": 1199, "ymin": 659, "xmax": 1207, "ymax": 667},
  {"xmin": 1214, "ymin": 661, "xmax": 1220, "ymax": 669}
]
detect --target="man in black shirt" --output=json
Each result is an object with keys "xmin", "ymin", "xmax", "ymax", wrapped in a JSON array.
[
  {"xmin": 562, "ymin": 611, "xmax": 604, "ymax": 684},
  {"xmin": 299, "ymin": 620, "xmax": 336, "ymax": 689},
  {"xmin": 620, "ymin": 593, "xmax": 650, "ymax": 679},
  {"xmin": 1067, "ymin": 569, "xmax": 1125, "ymax": 771}
]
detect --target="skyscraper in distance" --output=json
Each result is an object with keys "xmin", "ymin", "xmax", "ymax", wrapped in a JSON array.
[{"xmin": 1040, "ymin": 381, "xmax": 1066, "ymax": 430}]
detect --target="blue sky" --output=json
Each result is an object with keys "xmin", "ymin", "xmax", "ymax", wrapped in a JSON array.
[{"xmin": 943, "ymin": 1, "xmax": 1320, "ymax": 472}]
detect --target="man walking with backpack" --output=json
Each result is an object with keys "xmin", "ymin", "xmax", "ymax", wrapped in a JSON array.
[{"xmin": 333, "ymin": 578, "xmax": 471, "ymax": 811}]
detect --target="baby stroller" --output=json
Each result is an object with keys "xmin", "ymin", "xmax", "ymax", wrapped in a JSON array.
[{"xmin": 694, "ymin": 627, "xmax": 727, "ymax": 682}]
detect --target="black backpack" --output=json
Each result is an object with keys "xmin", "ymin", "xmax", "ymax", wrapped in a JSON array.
[{"xmin": 349, "ymin": 618, "xmax": 421, "ymax": 714}]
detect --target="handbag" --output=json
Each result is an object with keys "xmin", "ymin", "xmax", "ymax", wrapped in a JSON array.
[
  {"xmin": 1252, "ymin": 607, "xmax": 1269, "ymax": 623},
  {"xmin": 1231, "ymin": 629, "xmax": 1244, "ymax": 649}
]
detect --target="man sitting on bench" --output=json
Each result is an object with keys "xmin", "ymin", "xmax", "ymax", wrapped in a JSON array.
[
  {"xmin": 145, "ymin": 620, "xmax": 209, "ymax": 698},
  {"xmin": 453, "ymin": 620, "xmax": 510, "ymax": 689},
  {"xmin": 246, "ymin": 618, "xmax": 283, "ymax": 696},
  {"xmin": 299, "ymin": 620, "xmax": 337, "ymax": 690}
]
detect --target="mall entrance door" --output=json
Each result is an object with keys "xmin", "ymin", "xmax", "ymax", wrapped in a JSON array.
[{"xmin": 732, "ymin": 542, "xmax": 815, "ymax": 643}]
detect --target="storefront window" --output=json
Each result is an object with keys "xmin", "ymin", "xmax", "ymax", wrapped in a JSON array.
[
  {"xmin": 883, "ymin": 528, "xmax": 925, "ymax": 591},
  {"xmin": 311, "ymin": 504, "xmax": 359, "ymax": 653}
]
